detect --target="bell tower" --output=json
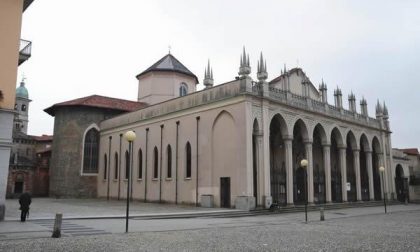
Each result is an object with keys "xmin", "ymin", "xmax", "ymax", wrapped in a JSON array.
[{"xmin": 14, "ymin": 78, "xmax": 31, "ymax": 134}]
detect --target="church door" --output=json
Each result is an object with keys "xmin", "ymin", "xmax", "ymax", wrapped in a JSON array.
[{"xmin": 220, "ymin": 177, "xmax": 231, "ymax": 208}]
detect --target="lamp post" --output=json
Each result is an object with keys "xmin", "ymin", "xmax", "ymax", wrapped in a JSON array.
[
  {"xmin": 301, "ymin": 159, "xmax": 308, "ymax": 223},
  {"xmin": 124, "ymin": 130, "xmax": 136, "ymax": 233},
  {"xmin": 379, "ymin": 166, "xmax": 387, "ymax": 213}
]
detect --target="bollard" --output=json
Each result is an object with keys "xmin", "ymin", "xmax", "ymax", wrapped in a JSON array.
[
  {"xmin": 320, "ymin": 207, "xmax": 325, "ymax": 221},
  {"xmin": 52, "ymin": 213, "xmax": 62, "ymax": 238}
]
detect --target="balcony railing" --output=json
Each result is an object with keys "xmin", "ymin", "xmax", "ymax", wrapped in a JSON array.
[{"xmin": 19, "ymin": 39, "xmax": 32, "ymax": 66}]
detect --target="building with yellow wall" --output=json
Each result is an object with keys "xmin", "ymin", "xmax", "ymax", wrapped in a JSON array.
[{"xmin": 0, "ymin": 0, "xmax": 33, "ymax": 220}]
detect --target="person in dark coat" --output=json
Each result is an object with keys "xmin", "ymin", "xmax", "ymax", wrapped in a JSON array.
[{"xmin": 19, "ymin": 192, "xmax": 32, "ymax": 222}]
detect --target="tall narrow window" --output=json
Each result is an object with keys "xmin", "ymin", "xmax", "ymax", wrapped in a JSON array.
[
  {"xmin": 114, "ymin": 152, "xmax": 119, "ymax": 179},
  {"xmin": 83, "ymin": 128, "xmax": 100, "ymax": 173},
  {"xmin": 186, "ymin": 142, "xmax": 192, "ymax": 178},
  {"xmin": 167, "ymin": 145, "xmax": 172, "ymax": 178},
  {"xmin": 125, "ymin": 150, "xmax": 129, "ymax": 179},
  {"xmin": 179, "ymin": 83, "xmax": 188, "ymax": 97},
  {"xmin": 153, "ymin": 147, "xmax": 159, "ymax": 179},
  {"xmin": 104, "ymin": 154, "xmax": 108, "ymax": 180},
  {"xmin": 138, "ymin": 149, "xmax": 143, "ymax": 179}
]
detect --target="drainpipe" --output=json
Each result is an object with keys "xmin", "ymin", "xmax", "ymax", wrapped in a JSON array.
[
  {"xmin": 118, "ymin": 133, "xmax": 122, "ymax": 200},
  {"xmin": 176, "ymin": 121, "xmax": 179, "ymax": 204},
  {"xmin": 107, "ymin": 136, "xmax": 112, "ymax": 200},
  {"xmin": 159, "ymin": 124, "xmax": 164, "ymax": 203},
  {"xmin": 144, "ymin": 128, "xmax": 149, "ymax": 202},
  {"xmin": 196, "ymin": 116, "xmax": 200, "ymax": 206}
]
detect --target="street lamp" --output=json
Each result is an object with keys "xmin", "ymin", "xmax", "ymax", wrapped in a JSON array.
[
  {"xmin": 124, "ymin": 130, "xmax": 136, "ymax": 233},
  {"xmin": 379, "ymin": 166, "xmax": 387, "ymax": 214},
  {"xmin": 301, "ymin": 159, "xmax": 308, "ymax": 223}
]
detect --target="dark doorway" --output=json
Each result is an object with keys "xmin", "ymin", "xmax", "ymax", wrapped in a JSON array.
[
  {"xmin": 295, "ymin": 167, "xmax": 306, "ymax": 204},
  {"xmin": 220, "ymin": 177, "xmax": 231, "ymax": 208},
  {"xmin": 14, "ymin": 181, "xmax": 23, "ymax": 194},
  {"xmin": 395, "ymin": 165, "xmax": 405, "ymax": 202},
  {"xmin": 252, "ymin": 133, "xmax": 258, "ymax": 206}
]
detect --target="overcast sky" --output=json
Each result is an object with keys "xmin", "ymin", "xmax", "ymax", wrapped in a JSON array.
[{"xmin": 19, "ymin": 0, "xmax": 420, "ymax": 149}]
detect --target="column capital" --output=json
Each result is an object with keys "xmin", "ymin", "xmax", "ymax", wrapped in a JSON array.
[
  {"xmin": 253, "ymin": 130, "xmax": 263, "ymax": 137},
  {"xmin": 338, "ymin": 144, "xmax": 347, "ymax": 150},
  {"xmin": 353, "ymin": 149, "xmax": 360, "ymax": 153},
  {"xmin": 282, "ymin": 135, "xmax": 293, "ymax": 141},
  {"xmin": 322, "ymin": 143, "xmax": 331, "ymax": 148},
  {"xmin": 303, "ymin": 140, "xmax": 313, "ymax": 145}
]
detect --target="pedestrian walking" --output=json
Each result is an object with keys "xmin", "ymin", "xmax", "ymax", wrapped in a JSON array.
[{"xmin": 19, "ymin": 192, "xmax": 32, "ymax": 222}]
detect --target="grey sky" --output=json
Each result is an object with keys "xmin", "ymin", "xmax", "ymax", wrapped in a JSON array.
[{"xmin": 18, "ymin": 0, "xmax": 420, "ymax": 149}]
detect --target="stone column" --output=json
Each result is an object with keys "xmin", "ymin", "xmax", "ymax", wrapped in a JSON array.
[
  {"xmin": 353, "ymin": 149, "xmax": 362, "ymax": 201},
  {"xmin": 262, "ymin": 103, "xmax": 271, "ymax": 207},
  {"xmin": 339, "ymin": 147, "xmax": 348, "ymax": 202},
  {"xmin": 366, "ymin": 151, "xmax": 374, "ymax": 200},
  {"xmin": 284, "ymin": 138, "xmax": 294, "ymax": 205},
  {"xmin": 323, "ymin": 144, "xmax": 332, "ymax": 203},
  {"xmin": 257, "ymin": 135, "xmax": 264, "ymax": 205},
  {"xmin": 305, "ymin": 142, "xmax": 314, "ymax": 203}
]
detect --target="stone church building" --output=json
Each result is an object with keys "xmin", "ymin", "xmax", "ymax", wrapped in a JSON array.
[{"xmin": 46, "ymin": 49, "xmax": 396, "ymax": 209}]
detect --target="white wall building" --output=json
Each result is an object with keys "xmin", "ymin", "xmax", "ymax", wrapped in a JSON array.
[{"xmin": 48, "ymin": 50, "xmax": 396, "ymax": 209}]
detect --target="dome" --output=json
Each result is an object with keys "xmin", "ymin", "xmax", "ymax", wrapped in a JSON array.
[{"xmin": 16, "ymin": 81, "xmax": 29, "ymax": 99}]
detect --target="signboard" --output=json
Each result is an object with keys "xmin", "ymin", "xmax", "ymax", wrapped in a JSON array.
[{"xmin": 346, "ymin": 182, "xmax": 351, "ymax": 191}]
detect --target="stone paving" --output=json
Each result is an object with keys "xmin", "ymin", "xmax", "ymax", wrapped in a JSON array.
[
  {"xmin": 0, "ymin": 204, "xmax": 419, "ymax": 251},
  {"xmin": 4, "ymin": 197, "xmax": 236, "ymax": 220}
]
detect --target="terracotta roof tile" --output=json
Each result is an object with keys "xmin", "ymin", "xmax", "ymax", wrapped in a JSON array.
[
  {"xmin": 401, "ymin": 148, "xmax": 419, "ymax": 155},
  {"xmin": 44, "ymin": 95, "xmax": 148, "ymax": 116},
  {"xmin": 32, "ymin": 135, "xmax": 53, "ymax": 141}
]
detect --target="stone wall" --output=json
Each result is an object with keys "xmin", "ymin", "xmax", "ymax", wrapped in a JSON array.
[{"xmin": 49, "ymin": 107, "xmax": 122, "ymax": 198}]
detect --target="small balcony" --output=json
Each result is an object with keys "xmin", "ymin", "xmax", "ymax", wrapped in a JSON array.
[{"xmin": 19, "ymin": 39, "xmax": 32, "ymax": 66}]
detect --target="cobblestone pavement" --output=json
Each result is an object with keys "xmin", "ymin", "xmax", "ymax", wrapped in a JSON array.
[
  {"xmin": 1, "ymin": 206, "xmax": 419, "ymax": 251},
  {"xmin": 4, "ymin": 198, "xmax": 231, "ymax": 220}
]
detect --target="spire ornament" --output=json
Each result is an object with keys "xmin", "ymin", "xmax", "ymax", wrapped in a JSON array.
[
  {"xmin": 375, "ymin": 100, "xmax": 383, "ymax": 116},
  {"xmin": 383, "ymin": 101, "xmax": 389, "ymax": 119},
  {"xmin": 257, "ymin": 52, "xmax": 268, "ymax": 83},
  {"xmin": 238, "ymin": 47, "xmax": 251, "ymax": 77},
  {"xmin": 203, "ymin": 59, "xmax": 214, "ymax": 89}
]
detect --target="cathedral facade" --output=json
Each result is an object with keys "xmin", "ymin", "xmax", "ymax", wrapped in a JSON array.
[{"xmin": 47, "ymin": 50, "xmax": 395, "ymax": 209}]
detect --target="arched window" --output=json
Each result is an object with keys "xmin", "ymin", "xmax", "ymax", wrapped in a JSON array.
[
  {"xmin": 167, "ymin": 145, "xmax": 172, "ymax": 178},
  {"xmin": 179, "ymin": 83, "xmax": 188, "ymax": 97},
  {"xmin": 153, "ymin": 147, "xmax": 159, "ymax": 179},
  {"xmin": 186, "ymin": 142, "xmax": 192, "ymax": 178},
  {"xmin": 138, "ymin": 149, "xmax": 143, "ymax": 179},
  {"xmin": 104, "ymin": 154, "xmax": 108, "ymax": 180},
  {"xmin": 83, "ymin": 128, "xmax": 100, "ymax": 173},
  {"xmin": 114, "ymin": 152, "xmax": 119, "ymax": 179},
  {"xmin": 125, "ymin": 150, "xmax": 130, "ymax": 179},
  {"xmin": 21, "ymin": 104, "xmax": 26, "ymax": 111}
]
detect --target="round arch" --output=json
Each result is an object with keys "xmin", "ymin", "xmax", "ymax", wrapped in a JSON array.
[
  {"xmin": 359, "ymin": 133, "xmax": 371, "ymax": 201},
  {"xmin": 330, "ymin": 126, "xmax": 343, "ymax": 202},
  {"xmin": 269, "ymin": 113, "xmax": 288, "ymax": 205},
  {"xmin": 313, "ymin": 123, "xmax": 327, "ymax": 203}
]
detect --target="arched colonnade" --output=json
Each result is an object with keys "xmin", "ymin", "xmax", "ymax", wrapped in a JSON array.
[{"xmin": 252, "ymin": 112, "xmax": 385, "ymax": 205}]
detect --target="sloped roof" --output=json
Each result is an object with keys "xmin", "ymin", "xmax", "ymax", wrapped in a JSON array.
[
  {"xmin": 136, "ymin": 54, "xmax": 198, "ymax": 83},
  {"xmin": 44, "ymin": 95, "xmax": 148, "ymax": 116},
  {"xmin": 33, "ymin": 135, "xmax": 53, "ymax": 142},
  {"xmin": 401, "ymin": 148, "xmax": 419, "ymax": 155}
]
